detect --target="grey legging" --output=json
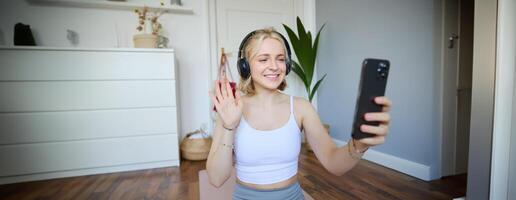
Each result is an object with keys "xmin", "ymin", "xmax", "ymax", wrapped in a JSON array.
[{"xmin": 232, "ymin": 181, "xmax": 305, "ymax": 200}]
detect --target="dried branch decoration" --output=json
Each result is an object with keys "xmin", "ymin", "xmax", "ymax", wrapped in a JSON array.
[{"xmin": 134, "ymin": 2, "xmax": 166, "ymax": 35}]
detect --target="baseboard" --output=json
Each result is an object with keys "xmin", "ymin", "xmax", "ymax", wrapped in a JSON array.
[
  {"xmin": 0, "ymin": 160, "xmax": 180, "ymax": 185},
  {"xmin": 332, "ymin": 139, "xmax": 432, "ymax": 181}
]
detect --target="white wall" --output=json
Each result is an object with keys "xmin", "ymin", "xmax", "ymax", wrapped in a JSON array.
[
  {"xmin": 510, "ymin": 64, "xmax": 516, "ymax": 198},
  {"xmin": 492, "ymin": 0, "xmax": 516, "ymax": 198},
  {"xmin": 510, "ymin": 65, "xmax": 516, "ymax": 199},
  {"xmin": 0, "ymin": 0, "xmax": 212, "ymax": 138}
]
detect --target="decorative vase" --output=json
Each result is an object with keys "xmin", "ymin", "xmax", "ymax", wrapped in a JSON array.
[
  {"xmin": 170, "ymin": 0, "xmax": 182, "ymax": 6},
  {"xmin": 133, "ymin": 33, "xmax": 158, "ymax": 48}
]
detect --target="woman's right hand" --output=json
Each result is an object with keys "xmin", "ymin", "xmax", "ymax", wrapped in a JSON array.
[{"xmin": 209, "ymin": 78, "xmax": 243, "ymax": 130}]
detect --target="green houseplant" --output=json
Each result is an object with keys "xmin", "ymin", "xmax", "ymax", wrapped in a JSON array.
[
  {"xmin": 283, "ymin": 17, "xmax": 328, "ymax": 150},
  {"xmin": 283, "ymin": 17, "xmax": 326, "ymax": 102}
]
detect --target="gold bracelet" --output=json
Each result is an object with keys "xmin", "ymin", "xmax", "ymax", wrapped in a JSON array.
[
  {"xmin": 221, "ymin": 143, "xmax": 234, "ymax": 149},
  {"xmin": 348, "ymin": 139, "xmax": 368, "ymax": 160},
  {"xmin": 352, "ymin": 138, "xmax": 369, "ymax": 153},
  {"xmin": 222, "ymin": 124, "xmax": 235, "ymax": 131}
]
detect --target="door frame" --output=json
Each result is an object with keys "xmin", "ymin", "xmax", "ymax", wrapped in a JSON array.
[
  {"xmin": 440, "ymin": 2, "xmax": 505, "ymax": 199},
  {"xmin": 489, "ymin": 0, "xmax": 516, "ymax": 199},
  {"xmin": 466, "ymin": 0, "xmax": 498, "ymax": 199}
]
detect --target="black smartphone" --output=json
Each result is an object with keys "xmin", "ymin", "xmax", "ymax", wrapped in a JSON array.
[{"xmin": 351, "ymin": 58, "xmax": 390, "ymax": 140}]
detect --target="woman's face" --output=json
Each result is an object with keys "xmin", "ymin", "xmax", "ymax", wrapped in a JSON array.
[{"xmin": 249, "ymin": 38, "xmax": 287, "ymax": 91}]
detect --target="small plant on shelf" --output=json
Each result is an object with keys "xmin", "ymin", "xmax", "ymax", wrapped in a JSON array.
[
  {"xmin": 134, "ymin": 6, "xmax": 148, "ymax": 32},
  {"xmin": 133, "ymin": 2, "xmax": 166, "ymax": 48},
  {"xmin": 134, "ymin": 5, "xmax": 164, "ymax": 35}
]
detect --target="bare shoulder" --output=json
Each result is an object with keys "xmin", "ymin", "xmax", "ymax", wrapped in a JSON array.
[
  {"xmin": 293, "ymin": 96, "xmax": 316, "ymax": 117},
  {"xmin": 240, "ymin": 94, "xmax": 249, "ymax": 101},
  {"xmin": 240, "ymin": 94, "xmax": 251, "ymax": 105}
]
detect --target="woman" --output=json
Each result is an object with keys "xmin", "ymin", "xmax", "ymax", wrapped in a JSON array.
[{"xmin": 207, "ymin": 28, "xmax": 391, "ymax": 200}]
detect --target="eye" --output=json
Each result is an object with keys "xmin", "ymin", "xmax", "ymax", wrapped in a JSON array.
[
  {"xmin": 277, "ymin": 57, "xmax": 286, "ymax": 62},
  {"xmin": 259, "ymin": 58, "xmax": 268, "ymax": 63}
]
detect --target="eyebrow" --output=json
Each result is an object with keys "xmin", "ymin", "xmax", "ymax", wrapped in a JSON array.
[{"xmin": 256, "ymin": 53, "xmax": 285, "ymax": 57}]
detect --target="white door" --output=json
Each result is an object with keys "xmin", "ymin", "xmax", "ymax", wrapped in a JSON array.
[
  {"xmin": 455, "ymin": 0, "xmax": 474, "ymax": 175},
  {"xmin": 211, "ymin": 0, "xmax": 304, "ymax": 97},
  {"xmin": 441, "ymin": 0, "xmax": 474, "ymax": 177},
  {"xmin": 441, "ymin": 0, "xmax": 460, "ymax": 177}
]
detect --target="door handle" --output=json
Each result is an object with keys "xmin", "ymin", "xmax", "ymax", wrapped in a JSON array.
[{"xmin": 448, "ymin": 33, "xmax": 459, "ymax": 49}]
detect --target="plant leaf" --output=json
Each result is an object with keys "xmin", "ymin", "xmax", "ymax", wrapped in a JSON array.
[
  {"xmin": 283, "ymin": 17, "xmax": 327, "ymax": 103},
  {"xmin": 283, "ymin": 23, "xmax": 304, "ymax": 64},
  {"xmin": 291, "ymin": 61, "xmax": 309, "ymax": 89},
  {"xmin": 295, "ymin": 17, "xmax": 313, "ymax": 76},
  {"xmin": 295, "ymin": 18, "xmax": 313, "ymax": 85},
  {"xmin": 313, "ymin": 23, "xmax": 326, "ymax": 60},
  {"xmin": 296, "ymin": 17, "xmax": 307, "ymax": 45},
  {"xmin": 307, "ymin": 31, "xmax": 312, "ymax": 47},
  {"xmin": 282, "ymin": 23, "xmax": 299, "ymax": 43},
  {"xmin": 309, "ymin": 74, "xmax": 327, "ymax": 102}
]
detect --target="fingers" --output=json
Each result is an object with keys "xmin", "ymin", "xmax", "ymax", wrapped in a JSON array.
[
  {"xmin": 235, "ymin": 89, "xmax": 241, "ymax": 103},
  {"xmin": 215, "ymin": 80, "xmax": 224, "ymax": 102},
  {"xmin": 360, "ymin": 124, "xmax": 388, "ymax": 136},
  {"xmin": 364, "ymin": 112, "xmax": 390, "ymax": 124},
  {"xmin": 209, "ymin": 91, "xmax": 219, "ymax": 110},
  {"xmin": 357, "ymin": 97, "xmax": 391, "ymax": 147},
  {"xmin": 220, "ymin": 79, "xmax": 228, "ymax": 98},
  {"xmin": 375, "ymin": 97, "xmax": 392, "ymax": 112},
  {"xmin": 225, "ymin": 79, "xmax": 234, "ymax": 100},
  {"xmin": 358, "ymin": 136, "xmax": 386, "ymax": 146}
]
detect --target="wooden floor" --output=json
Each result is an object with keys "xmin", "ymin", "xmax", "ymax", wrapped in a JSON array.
[{"xmin": 0, "ymin": 145, "xmax": 466, "ymax": 200}]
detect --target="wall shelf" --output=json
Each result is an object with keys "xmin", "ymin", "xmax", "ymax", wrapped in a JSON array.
[{"xmin": 30, "ymin": 0, "xmax": 194, "ymax": 14}]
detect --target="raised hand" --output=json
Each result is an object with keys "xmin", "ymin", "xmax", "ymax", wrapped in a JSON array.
[
  {"xmin": 209, "ymin": 78, "xmax": 243, "ymax": 130},
  {"xmin": 355, "ymin": 96, "xmax": 392, "ymax": 149}
]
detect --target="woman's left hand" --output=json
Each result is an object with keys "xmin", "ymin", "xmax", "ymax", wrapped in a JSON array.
[{"xmin": 355, "ymin": 96, "xmax": 392, "ymax": 150}]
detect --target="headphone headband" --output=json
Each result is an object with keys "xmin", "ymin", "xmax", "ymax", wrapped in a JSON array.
[{"xmin": 238, "ymin": 31, "xmax": 256, "ymax": 59}]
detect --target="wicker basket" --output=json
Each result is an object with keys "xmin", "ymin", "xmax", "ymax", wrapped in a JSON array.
[{"xmin": 180, "ymin": 130, "xmax": 212, "ymax": 161}]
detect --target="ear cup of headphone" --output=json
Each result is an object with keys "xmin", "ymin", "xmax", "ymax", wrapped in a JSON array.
[
  {"xmin": 285, "ymin": 59, "xmax": 291, "ymax": 75},
  {"xmin": 277, "ymin": 32, "xmax": 292, "ymax": 76},
  {"xmin": 237, "ymin": 57, "xmax": 251, "ymax": 79}
]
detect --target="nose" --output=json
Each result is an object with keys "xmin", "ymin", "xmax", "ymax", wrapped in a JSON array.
[{"xmin": 269, "ymin": 59, "xmax": 279, "ymax": 71}]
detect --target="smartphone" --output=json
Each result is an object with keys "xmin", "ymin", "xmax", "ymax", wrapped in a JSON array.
[{"xmin": 351, "ymin": 58, "xmax": 390, "ymax": 140}]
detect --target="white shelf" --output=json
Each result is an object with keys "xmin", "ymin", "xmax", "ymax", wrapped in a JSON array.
[
  {"xmin": 0, "ymin": 45, "xmax": 175, "ymax": 53},
  {"xmin": 30, "ymin": 0, "xmax": 193, "ymax": 14}
]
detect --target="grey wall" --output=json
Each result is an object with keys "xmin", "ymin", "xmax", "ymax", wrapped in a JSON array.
[{"xmin": 315, "ymin": 0, "xmax": 441, "ymax": 177}]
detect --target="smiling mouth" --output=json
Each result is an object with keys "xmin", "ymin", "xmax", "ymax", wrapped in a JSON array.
[
  {"xmin": 263, "ymin": 74, "xmax": 280, "ymax": 81},
  {"xmin": 264, "ymin": 74, "xmax": 280, "ymax": 78}
]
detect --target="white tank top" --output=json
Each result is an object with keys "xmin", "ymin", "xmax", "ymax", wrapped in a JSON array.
[{"xmin": 234, "ymin": 96, "xmax": 302, "ymax": 185}]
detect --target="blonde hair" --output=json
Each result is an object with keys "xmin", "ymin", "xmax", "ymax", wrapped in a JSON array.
[{"xmin": 238, "ymin": 27, "xmax": 288, "ymax": 96}]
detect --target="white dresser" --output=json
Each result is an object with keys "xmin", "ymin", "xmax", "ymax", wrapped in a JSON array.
[{"xmin": 0, "ymin": 46, "xmax": 180, "ymax": 184}]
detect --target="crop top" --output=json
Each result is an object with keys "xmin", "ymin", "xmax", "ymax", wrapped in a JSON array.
[{"xmin": 234, "ymin": 96, "xmax": 302, "ymax": 185}]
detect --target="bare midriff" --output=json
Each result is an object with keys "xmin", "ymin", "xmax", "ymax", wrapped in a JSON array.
[{"xmin": 236, "ymin": 174, "xmax": 298, "ymax": 190}]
